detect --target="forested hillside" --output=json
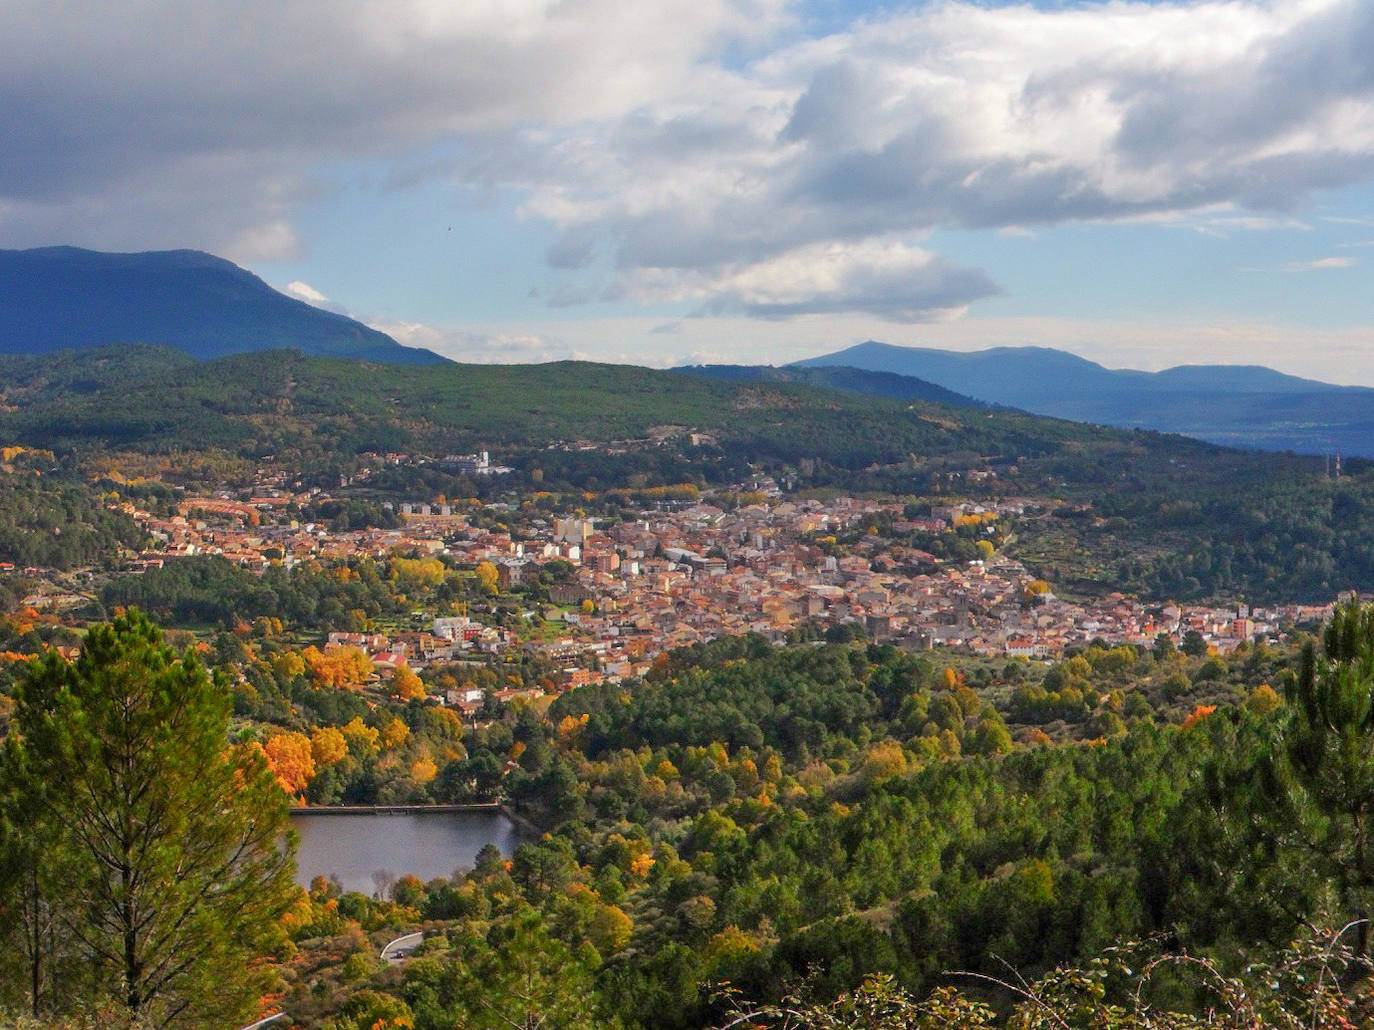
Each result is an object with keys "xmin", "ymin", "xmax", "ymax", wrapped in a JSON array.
[
  {"xmin": 3, "ymin": 616, "xmax": 1353, "ymax": 1027},
  {"xmin": 267, "ymin": 620, "xmax": 1374, "ymax": 1027},
  {"xmin": 5, "ymin": 346, "xmax": 1374, "ymax": 603},
  {"xmin": 5, "ymin": 344, "xmax": 1374, "ymax": 1025},
  {"xmin": 675, "ymin": 362, "xmax": 986, "ymax": 408},
  {"xmin": 0, "ymin": 344, "xmax": 1152, "ymax": 464}
]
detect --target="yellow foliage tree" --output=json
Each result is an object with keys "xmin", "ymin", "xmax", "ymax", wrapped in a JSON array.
[
  {"xmin": 341, "ymin": 717, "xmax": 380, "ymax": 758},
  {"xmin": 1246, "ymin": 683, "xmax": 1283, "ymax": 715},
  {"xmin": 264, "ymin": 731, "xmax": 316, "ymax": 797},
  {"xmin": 410, "ymin": 755, "xmax": 439, "ymax": 784},
  {"xmin": 762, "ymin": 753, "xmax": 782, "ymax": 783},
  {"xmin": 860, "ymin": 740, "xmax": 909, "ymax": 784},
  {"xmin": 474, "ymin": 561, "xmax": 500, "ymax": 596},
  {"xmin": 428, "ymin": 707, "xmax": 464, "ymax": 743},
  {"xmin": 303, "ymin": 645, "xmax": 373, "ymax": 690},
  {"xmin": 703, "ymin": 926, "xmax": 761, "ymax": 975},
  {"xmin": 310, "ymin": 726, "xmax": 348, "ymax": 768},
  {"xmin": 588, "ymin": 905, "xmax": 633, "ymax": 955},
  {"xmin": 392, "ymin": 557, "xmax": 446, "ymax": 588},
  {"xmin": 392, "ymin": 665, "xmax": 426, "ymax": 701},
  {"xmin": 381, "ymin": 717, "xmax": 410, "ymax": 750},
  {"xmin": 272, "ymin": 650, "xmax": 306, "ymax": 681},
  {"xmin": 938, "ymin": 728, "xmax": 962, "ymax": 758},
  {"xmin": 556, "ymin": 713, "xmax": 589, "ymax": 746}
]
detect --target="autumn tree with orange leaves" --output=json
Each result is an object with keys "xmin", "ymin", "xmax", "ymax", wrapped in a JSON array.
[
  {"xmin": 264, "ymin": 731, "xmax": 316, "ymax": 797},
  {"xmin": 302, "ymin": 645, "xmax": 373, "ymax": 690},
  {"xmin": 391, "ymin": 664, "xmax": 425, "ymax": 701}
]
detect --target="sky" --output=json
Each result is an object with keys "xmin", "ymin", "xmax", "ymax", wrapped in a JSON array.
[{"xmin": 5, "ymin": 0, "xmax": 1374, "ymax": 382}]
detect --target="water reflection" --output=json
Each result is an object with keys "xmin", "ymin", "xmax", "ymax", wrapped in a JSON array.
[{"xmin": 289, "ymin": 810, "xmax": 524, "ymax": 894}]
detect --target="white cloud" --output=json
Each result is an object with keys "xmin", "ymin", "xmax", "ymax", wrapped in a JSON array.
[
  {"xmin": 7, "ymin": 0, "xmax": 1374, "ymax": 322},
  {"xmin": 365, "ymin": 318, "xmax": 587, "ymax": 364},
  {"xmin": 1286, "ymin": 256, "xmax": 1357, "ymax": 271},
  {"xmin": 616, "ymin": 239, "xmax": 999, "ymax": 321},
  {"xmin": 485, "ymin": 0, "xmax": 1374, "ymax": 317},
  {"xmin": 415, "ymin": 311, "xmax": 1374, "ymax": 388},
  {"xmin": 368, "ymin": 321, "xmax": 447, "ymax": 350},
  {"xmin": 282, "ymin": 280, "xmax": 329, "ymax": 305},
  {"xmin": 1184, "ymin": 212, "xmax": 1312, "ymax": 237}
]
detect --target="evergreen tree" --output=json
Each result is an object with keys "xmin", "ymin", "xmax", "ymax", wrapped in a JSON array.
[
  {"xmin": 1279, "ymin": 601, "xmax": 1374, "ymax": 957},
  {"xmin": 0, "ymin": 610, "xmax": 299, "ymax": 1026},
  {"xmin": 0, "ymin": 781, "xmax": 66, "ymax": 1016},
  {"xmin": 403, "ymin": 906, "xmax": 614, "ymax": 1029}
]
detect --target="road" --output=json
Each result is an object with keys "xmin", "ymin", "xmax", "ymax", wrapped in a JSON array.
[
  {"xmin": 239, "ymin": 1013, "xmax": 290, "ymax": 1030},
  {"xmin": 381, "ymin": 930, "xmax": 424, "ymax": 963}
]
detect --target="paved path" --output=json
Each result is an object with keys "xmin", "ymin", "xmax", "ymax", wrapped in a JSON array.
[
  {"xmin": 239, "ymin": 1013, "xmax": 290, "ymax": 1030},
  {"xmin": 381, "ymin": 930, "xmax": 424, "ymax": 963}
]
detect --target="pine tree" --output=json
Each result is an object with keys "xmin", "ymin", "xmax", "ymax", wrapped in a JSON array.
[
  {"xmin": 0, "ymin": 779, "xmax": 66, "ymax": 1015},
  {"xmin": 0, "ymin": 609, "xmax": 299, "ymax": 1026},
  {"xmin": 1280, "ymin": 601, "xmax": 1374, "ymax": 956}
]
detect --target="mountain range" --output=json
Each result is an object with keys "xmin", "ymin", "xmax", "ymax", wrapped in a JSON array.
[
  {"xmin": 0, "ymin": 246, "xmax": 445, "ymax": 365},
  {"xmin": 6, "ymin": 246, "xmax": 1373, "ymax": 458},
  {"xmin": 786, "ymin": 341, "xmax": 1374, "ymax": 457}
]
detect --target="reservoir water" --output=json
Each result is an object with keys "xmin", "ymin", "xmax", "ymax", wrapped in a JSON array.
[{"xmin": 289, "ymin": 809, "xmax": 525, "ymax": 894}]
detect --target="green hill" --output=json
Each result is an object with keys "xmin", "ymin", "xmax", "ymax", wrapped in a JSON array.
[
  {"xmin": 8, "ymin": 346, "xmax": 1374, "ymax": 604},
  {"xmin": 0, "ymin": 344, "xmax": 1212, "ymax": 469},
  {"xmin": 674, "ymin": 363, "xmax": 986, "ymax": 408}
]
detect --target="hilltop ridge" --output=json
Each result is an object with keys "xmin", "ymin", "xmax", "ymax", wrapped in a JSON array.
[{"xmin": 0, "ymin": 246, "xmax": 447, "ymax": 365}]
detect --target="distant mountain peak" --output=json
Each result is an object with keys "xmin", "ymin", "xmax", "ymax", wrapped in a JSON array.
[
  {"xmin": 790, "ymin": 340, "xmax": 1374, "ymax": 457},
  {"xmin": 0, "ymin": 246, "xmax": 448, "ymax": 365}
]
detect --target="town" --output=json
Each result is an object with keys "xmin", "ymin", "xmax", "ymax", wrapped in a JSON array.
[{"xmin": 81, "ymin": 457, "xmax": 1331, "ymax": 719}]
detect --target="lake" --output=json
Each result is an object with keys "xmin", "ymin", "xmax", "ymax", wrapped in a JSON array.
[{"xmin": 289, "ymin": 809, "xmax": 525, "ymax": 894}]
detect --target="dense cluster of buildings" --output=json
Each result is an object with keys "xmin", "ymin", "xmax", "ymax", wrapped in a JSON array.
[{"xmin": 103, "ymin": 486, "xmax": 1332, "ymax": 712}]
